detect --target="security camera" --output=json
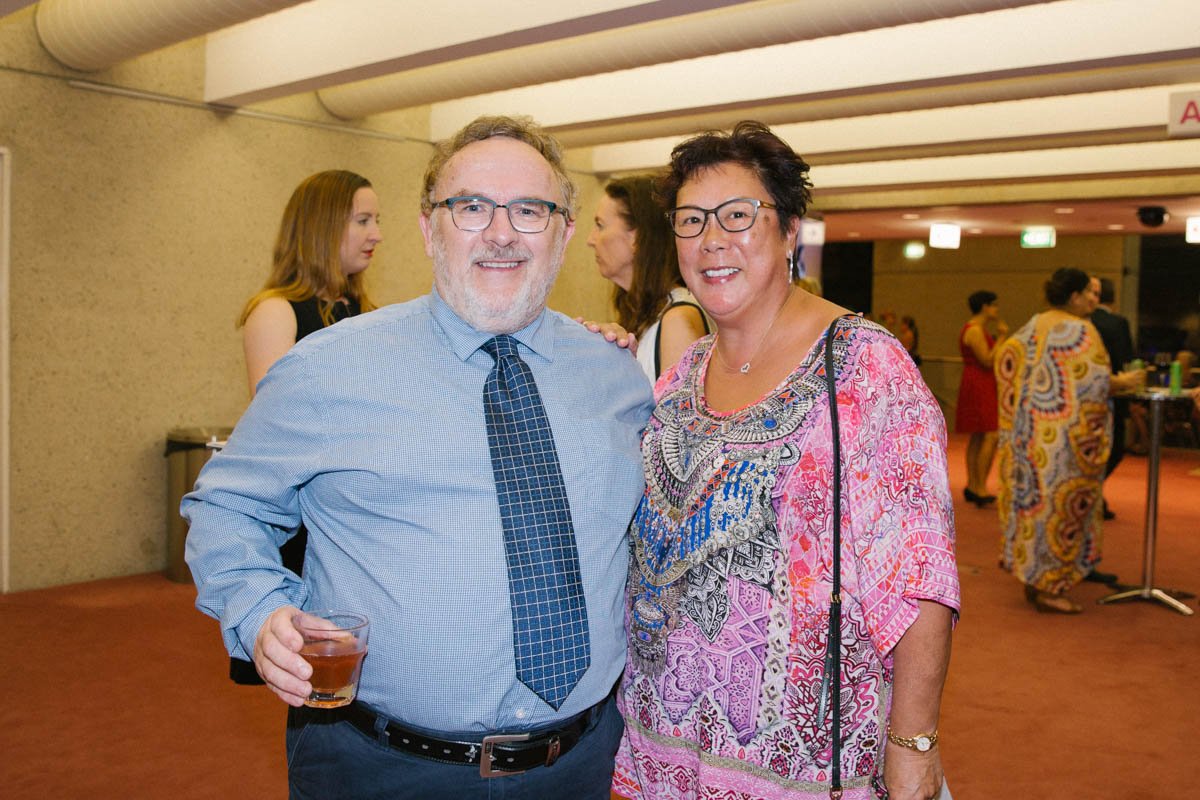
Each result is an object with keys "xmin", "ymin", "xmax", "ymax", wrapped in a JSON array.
[{"xmin": 1136, "ymin": 206, "xmax": 1168, "ymax": 227}]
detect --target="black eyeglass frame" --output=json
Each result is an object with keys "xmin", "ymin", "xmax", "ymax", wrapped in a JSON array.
[
  {"xmin": 666, "ymin": 197, "xmax": 778, "ymax": 239},
  {"xmin": 430, "ymin": 195, "xmax": 570, "ymax": 233}
]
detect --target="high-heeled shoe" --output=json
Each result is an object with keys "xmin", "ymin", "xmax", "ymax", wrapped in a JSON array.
[
  {"xmin": 963, "ymin": 488, "xmax": 997, "ymax": 507},
  {"xmin": 1024, "ymin": 585, "xmax": 1081, "ymax": 614}
]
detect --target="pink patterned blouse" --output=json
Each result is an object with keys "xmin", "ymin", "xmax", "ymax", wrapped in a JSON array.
[{"xmin": 614, "ymin": 316, "xmax": 960, "ymax": 800}]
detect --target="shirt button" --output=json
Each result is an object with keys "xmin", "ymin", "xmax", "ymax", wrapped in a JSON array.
[{"xmin": 515, "ymin": 708, "xmax": 528, "ymax": 720}]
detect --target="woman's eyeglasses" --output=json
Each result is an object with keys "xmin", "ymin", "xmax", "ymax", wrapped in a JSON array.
[{"xmin": 667, "ymin": 198, "xmax": 777, "ymax": 238}]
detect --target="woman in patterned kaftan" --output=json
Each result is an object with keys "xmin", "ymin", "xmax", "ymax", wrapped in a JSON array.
[
  {"xmin": 994, "ymin": 268, "xmax": 1142, "ymax": 614},
  {"xmin": 613, "ymin": 122, "xmax": 961, "ymax": 800}
]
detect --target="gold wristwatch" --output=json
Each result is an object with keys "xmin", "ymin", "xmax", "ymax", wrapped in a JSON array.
[{"xmin": 886, "ymin": 727, "xmax": 938, "ymax": 752}]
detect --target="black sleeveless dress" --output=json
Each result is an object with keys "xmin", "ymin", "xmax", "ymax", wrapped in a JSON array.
[{"xmin": 229, "ymin": 296, "xmax": 361, "ymax": 685}]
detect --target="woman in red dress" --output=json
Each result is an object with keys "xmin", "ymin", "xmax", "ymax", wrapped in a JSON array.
[{"xmin": 956, "ymin": 290, "xmax": 1008, "ymax": 506}]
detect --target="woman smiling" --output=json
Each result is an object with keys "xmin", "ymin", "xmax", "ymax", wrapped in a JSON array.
[{"xmin": 613, "ymin": 122, "xmax": 960, "ymax": 800}]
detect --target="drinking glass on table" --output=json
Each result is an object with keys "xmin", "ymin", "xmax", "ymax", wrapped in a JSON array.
[{"xmin": 294, "ymin": 610, "xmax": 369, "ymax": 708}]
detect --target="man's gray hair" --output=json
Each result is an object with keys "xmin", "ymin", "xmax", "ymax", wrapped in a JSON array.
[{"xmin": 420, "ymin": 115, "xmax": 577, "ymax": 218}]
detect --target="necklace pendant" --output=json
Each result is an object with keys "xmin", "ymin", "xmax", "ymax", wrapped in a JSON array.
[{"xmin": 739, "ymin": 362, "xmax": 751, "ymax": 374}]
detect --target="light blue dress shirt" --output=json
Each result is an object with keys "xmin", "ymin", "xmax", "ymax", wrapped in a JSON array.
[{"xmin": 183, "ymin": 290, "xmax": 652, "ymax": 732}]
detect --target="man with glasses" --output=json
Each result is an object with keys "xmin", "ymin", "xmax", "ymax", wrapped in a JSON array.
[{"xmin": 184, "ymin": 115, "xmax": 652, "ymax": 799}]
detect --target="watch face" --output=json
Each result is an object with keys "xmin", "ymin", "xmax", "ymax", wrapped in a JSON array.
[{"xmin": 916, "ymin": 736, "xmax": 932, "ymax": 752}]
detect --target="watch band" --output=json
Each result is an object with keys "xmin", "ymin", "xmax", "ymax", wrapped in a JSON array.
[{"xmin": 887, "ymin": 727, "xmax": 939, "ymax": 752}]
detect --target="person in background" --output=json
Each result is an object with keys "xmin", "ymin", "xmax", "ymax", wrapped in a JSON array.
[
  {"xmin": 185, "ymin": 115, "xmax": 653, "ymax": 799},
  {"xmin": 587, "ymin": 174, "xmax": 708, "ymax": 381},
  {"xmin": 614, "ymin": 121, "xmax": 959, "ymax": 800},
  {"xmin": 898, "ymin": 314, "xmax": 922, "ymax": 366},
  {"xmin": 227, "ymin": 170, "xmax": 382, "ymax": 683},
  {"xmin": 1089, "ymin": 277, "xmax": 1134, "ymax": 522},
  {"xmin": 955, "ymin": 291, "xmax": 1007, "ymax": 507},
  {"xmin": 240, "ymin": 170, "xmax": 381, "ymax": 397},
  {"xmin": 995, "ymin": 268, "xmax": 1144, "ymax": 613}
]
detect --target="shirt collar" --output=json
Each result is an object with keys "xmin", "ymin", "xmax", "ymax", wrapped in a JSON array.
[{"xmin": 428, "ymin": 288, "xmax": 556, "ymax": 364}]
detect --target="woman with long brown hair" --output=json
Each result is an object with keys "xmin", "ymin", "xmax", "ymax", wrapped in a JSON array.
[
  {"xmin": 239, "ymin": 169, "xmax": 381, "ymax": 396},
  {"xmin": 587, "ymin": 174, "xmax": 707, "ymax": 381}
]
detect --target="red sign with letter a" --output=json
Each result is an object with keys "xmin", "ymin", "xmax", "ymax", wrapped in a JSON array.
[{"xmin": 1169, "ymin": 92, "xmax": 1200, "ymax": 138}]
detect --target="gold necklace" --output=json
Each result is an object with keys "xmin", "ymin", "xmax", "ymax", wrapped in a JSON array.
[{"xmin": 713, "ymin": 288, "xmax": 794, "ymax": 374}]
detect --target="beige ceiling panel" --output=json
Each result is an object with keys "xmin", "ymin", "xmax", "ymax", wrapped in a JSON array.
[
  {"xmin": 317, "ymin": 0, "xmax": 1045, "ymax": 119},
  {"xmin": 810, "ymin": 139, "xmax": 1200, "ymax": 192},
  {"xmin": 203, "ymin": 0, "xmax": 748, "ymax": 106},
  {"xmin": 428, "ymin": 0, "xmax": 1200, "ymax": 138},
  {"xmin": 551, "ymin": 58, "xmax": 1200, "ymax": 149},
  {"xmin": 587, "ymin": 84, "xmax": 1198, "ymax": 173}
]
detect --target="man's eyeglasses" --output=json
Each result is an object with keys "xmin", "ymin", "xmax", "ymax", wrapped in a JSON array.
[
  {"xmin": 431, "ymin": 196, "xmax": 568, "ymax": 234},
  {"xmin": 667, "ymin": 198, "xmax": 777, "ymax": 239}
]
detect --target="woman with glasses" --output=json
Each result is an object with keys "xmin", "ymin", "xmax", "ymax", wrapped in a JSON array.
[
  {"xmin": 613, "ymin": 122, "xmax": 959, "ymax": 800},
  {"xmin": 587, "ymin": 174, "xmax": 709, "ymax": 381}
]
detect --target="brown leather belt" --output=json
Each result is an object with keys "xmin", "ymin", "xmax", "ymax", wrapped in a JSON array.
[{"xmin": 338, "ymin": 697, "xmax": 607, "ymax": 778}]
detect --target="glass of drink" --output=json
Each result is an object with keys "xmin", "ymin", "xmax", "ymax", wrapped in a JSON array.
[{"xmin": 294, "ymin": 610, "xmax": 369, "ymax": 709}]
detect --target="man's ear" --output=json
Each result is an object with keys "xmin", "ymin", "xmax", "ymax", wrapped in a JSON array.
[{"xmin": 418, "ymin": 212, "xmax": 435, "ymax": 259}]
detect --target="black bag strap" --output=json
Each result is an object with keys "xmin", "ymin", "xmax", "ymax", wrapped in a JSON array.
[
  {"xmin": 654, "ymin": 300, "xmax": 710, "ymax": 378},
  {"xmin": 818, "ymin": 314, "xmax": 848, "ymax": 799}
]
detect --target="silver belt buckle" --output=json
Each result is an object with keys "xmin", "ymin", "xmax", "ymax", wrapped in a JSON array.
[{"xmin": 480, "ymin": 732, "xmax": 530, "ymax": 777}]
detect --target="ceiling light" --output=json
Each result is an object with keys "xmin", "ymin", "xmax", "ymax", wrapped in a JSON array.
[
  {"xmin": 901, "ymin": 213, "xmax": 920, "ymax": 220},
  {"xmin": 1186, "ymin": 216, "xmax": 1200, "ymax": 243},
  {"xmin": 904, "ymin": 241, "xmax": 926, "ymax": 259},
  {"xmin": 967, "ymin": 227, "xmax": 983, "ymax": 235},
  {"xmin": 1054, "ymin": 207, "xmax": 1075, "ymax": 214},
  {"xmin": 929, "ymin": 223, "xmax": 961, "ymax": 249},
  {"xmin": 1106, "ymin": 223, "xmax": 1126, "ymax": 231},
  {"xmin": 847, "ymin": 231, "xmax": 861, "ymax": 238}
]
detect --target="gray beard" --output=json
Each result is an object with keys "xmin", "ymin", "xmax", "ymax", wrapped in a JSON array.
[{"xmin": 431, "ymin": 233, "xmax": 565, "ymax": 334}]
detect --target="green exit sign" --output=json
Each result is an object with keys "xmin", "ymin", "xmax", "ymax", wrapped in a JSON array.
[{"xmin": 1021, "ymin": 226, "xmax": 1056, "ymax": 248}]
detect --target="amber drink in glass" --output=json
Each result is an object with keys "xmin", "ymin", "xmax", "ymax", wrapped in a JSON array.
[{"xmin": 295, "ymin": 610, "xmax": 369, "ymax": 708}]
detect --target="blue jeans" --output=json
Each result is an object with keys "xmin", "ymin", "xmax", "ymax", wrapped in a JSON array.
[{"xmin": 285, "ymin": 695, "xmax": 622, "ymax": 800}]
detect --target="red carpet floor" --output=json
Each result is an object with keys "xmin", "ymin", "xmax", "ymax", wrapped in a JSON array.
[{"xmin": 1, "ymin": 435, "xmax": 1196, "ymax": 799}]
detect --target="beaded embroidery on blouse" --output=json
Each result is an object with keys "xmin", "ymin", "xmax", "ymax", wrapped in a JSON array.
[{"xmin": 628, "ymin": 326, "xmax": 853, "ymax": 693}]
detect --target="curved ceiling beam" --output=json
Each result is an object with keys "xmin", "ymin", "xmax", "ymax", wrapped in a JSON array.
[
  {"xmin": 35, "ymin": 0, "xmax": 303, "ymax": 72},
  {"xmin": 315, "ymin": 0, "xmax": 1045, "ymax": 119}
]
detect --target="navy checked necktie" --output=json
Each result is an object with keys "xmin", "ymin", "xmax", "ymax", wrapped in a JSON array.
[{"xmin": 481, "ymin": 335, "xmax": 590, "ymax": 710}]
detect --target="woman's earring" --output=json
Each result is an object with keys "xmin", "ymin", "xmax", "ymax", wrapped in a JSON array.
[{"xmin": 786, "ymin": 251, "xmax": 795, "ymax": 281}]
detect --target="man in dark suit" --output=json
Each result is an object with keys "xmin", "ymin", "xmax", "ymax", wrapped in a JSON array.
[{"xmin": 1090, "ymin": 276, "xmax": 1134, "ymax": 522}]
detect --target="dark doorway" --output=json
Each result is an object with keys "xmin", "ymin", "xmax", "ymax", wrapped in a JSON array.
[
  {"xmin": 1138, "ymin": 234, "xmax": 1200, "ymax": 360},
  {"xmin": 822, "ymin": 241, "xmax": 874, "ymax": 314}
]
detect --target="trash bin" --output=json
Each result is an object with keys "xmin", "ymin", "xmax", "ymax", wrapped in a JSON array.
[{"xmin": 165, "ymin": 426, "xmax": 233, "ymax": 583}]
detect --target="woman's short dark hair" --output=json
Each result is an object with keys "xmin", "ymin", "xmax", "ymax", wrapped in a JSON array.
[
  {"xmin": 604, "ymin": 174, "xmax": 681, "ymax": 336},
  {"xmin": 659, "ymin": 120, "xmax": 812, "ymax": 237},
  {"xmin": 968, "ymin": 290, "xmax": 997, "ymax": 314},
  {"xmin": 1044, "ymin": 267, "xmax": 1091, "ymax": 306}
]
